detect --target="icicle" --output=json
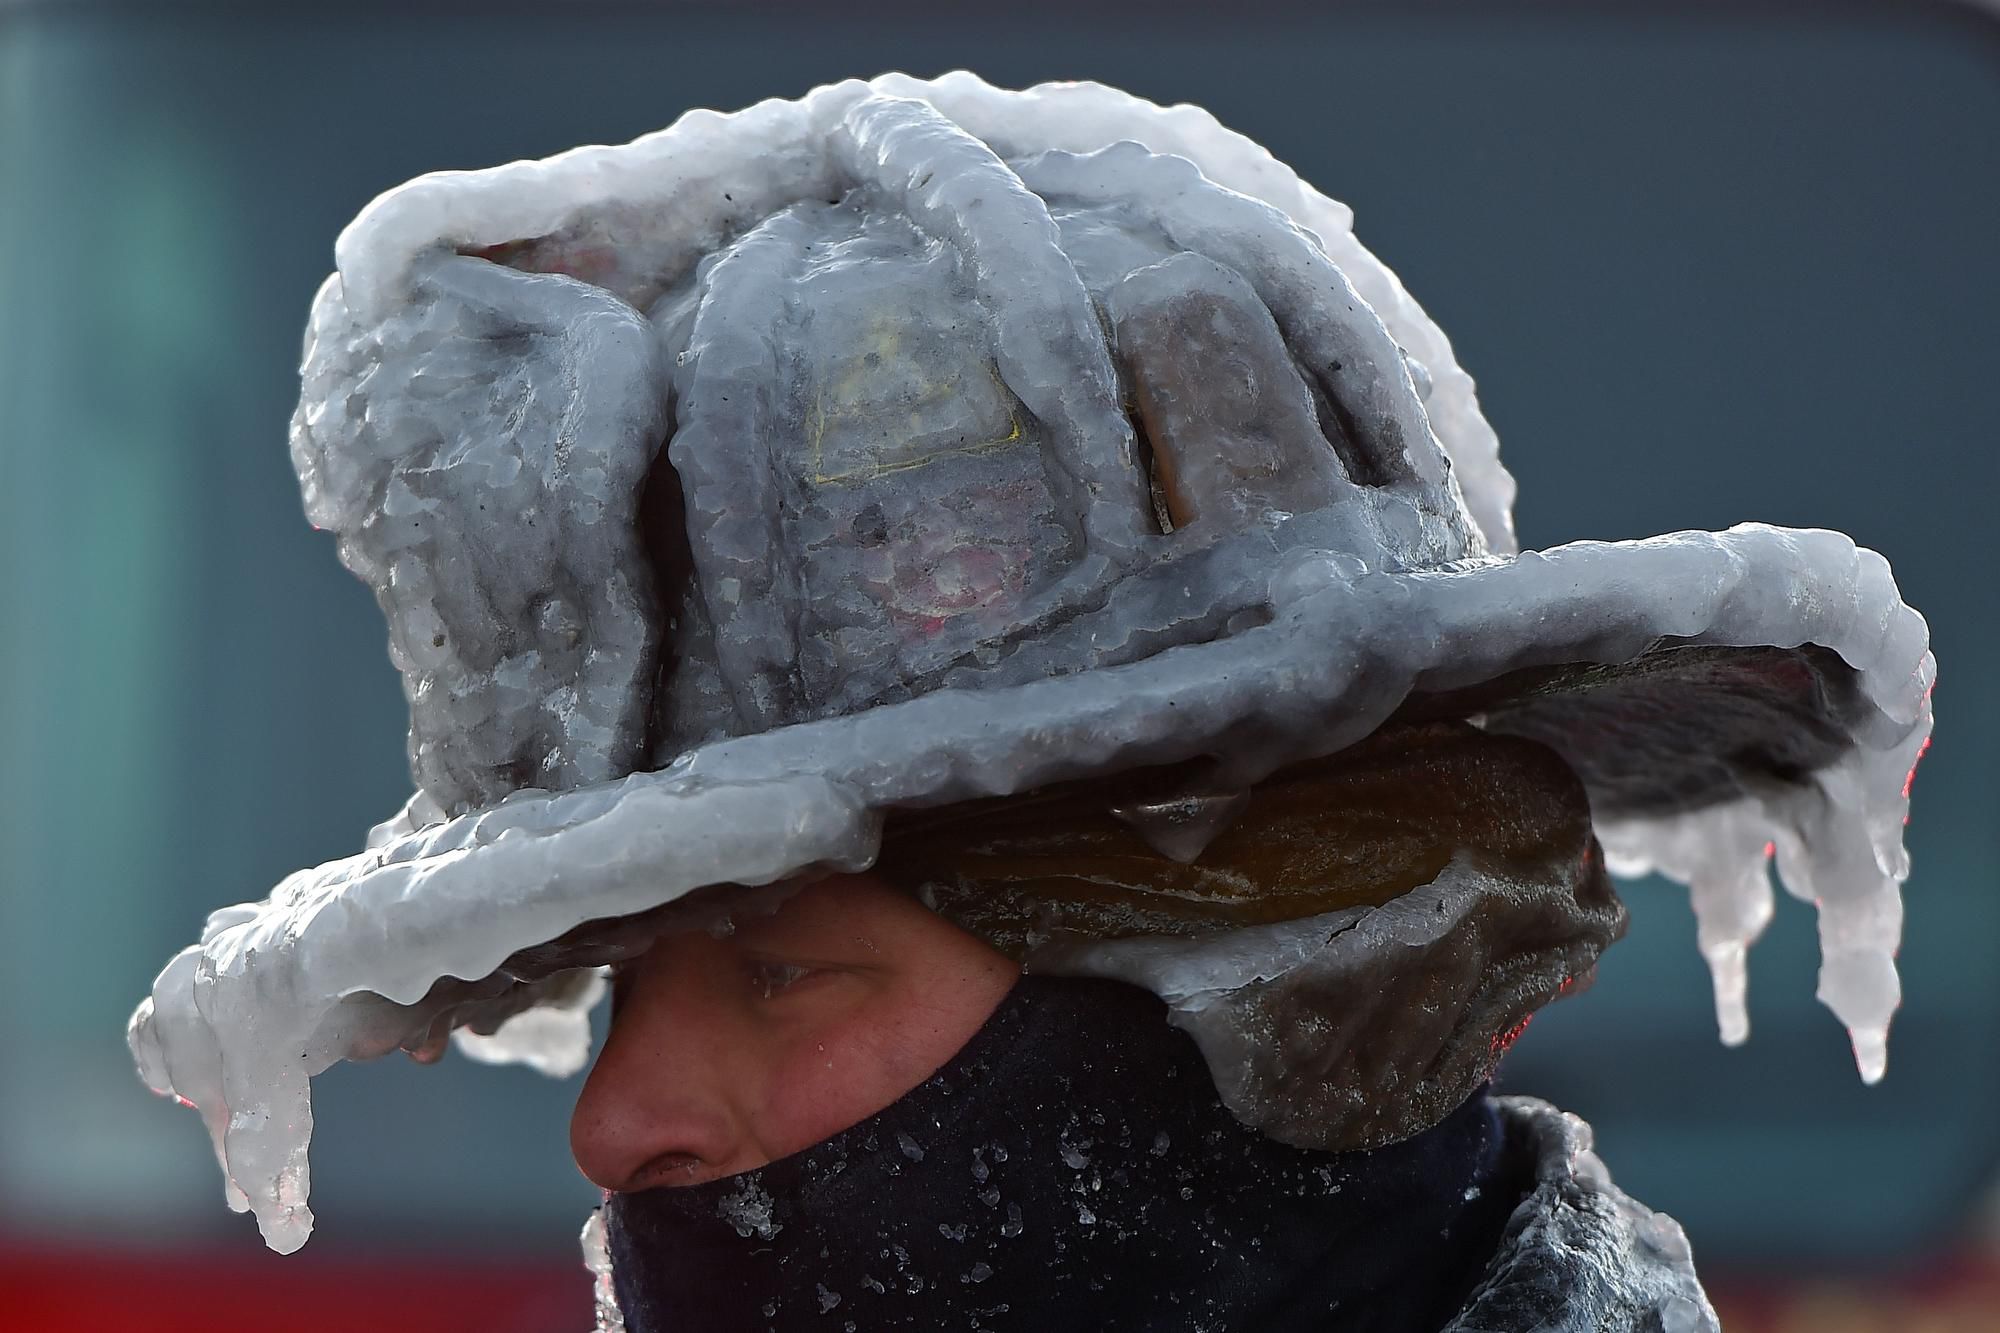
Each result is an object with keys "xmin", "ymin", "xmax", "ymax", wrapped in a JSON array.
[
  {"xmin": 1601, "ymin": 688, "xmax": 1931, "ymax": 1080},
  {"xmin": 1768, "ymin": 709, "xmax": 1929, "ymax": 1084},
  {"xmin": 1600, "ymin": 807, "xmax": 1776, "ymax": 1046},
  {"xmin": 1108, "ymin": 791, "xmax": 1251, "ymax": 863},
  {"xmin": 581, "ymin": 1208, "xmax": 628, "ymax": 1332},
  {"xmin": 1691, "ymin": 854, "xmax": 1774, "ymax": 1048}
]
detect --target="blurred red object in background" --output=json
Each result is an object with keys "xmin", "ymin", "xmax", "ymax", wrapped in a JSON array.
[
  {"xmin": 0, "ymin": 1238, "xmax": 588, "ymax": 1333},
  {"xmin": 8, "ymin": 1239, "xmax": 2000, "ymax": 1331},
  {"xmin": 1706, "ymin": 1259, "xmax": 2000, "ymax": 1333}
]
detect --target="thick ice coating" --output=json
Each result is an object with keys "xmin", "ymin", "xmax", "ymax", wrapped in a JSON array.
[
  {"xmin": 127, "ymin": 73, "xmax": 1934, "ymax": 1252},
  {"xmin": 294, "ymin": 259, "xmax": 670, "ymax": 817}
]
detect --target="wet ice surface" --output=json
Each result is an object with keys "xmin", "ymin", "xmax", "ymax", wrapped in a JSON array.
[
  {"xmin": 293, "ymin": 260, "xmax": 669, "ymax": 818},
  {"xmin": 126, "ymin": 73, "xmax": 1934, "ymax": 1253}
]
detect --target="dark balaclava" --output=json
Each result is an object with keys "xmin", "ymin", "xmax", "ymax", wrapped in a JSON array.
[{"xmin": 606, "ymin": 975, "xmax": 1525, "ymax": 1333}]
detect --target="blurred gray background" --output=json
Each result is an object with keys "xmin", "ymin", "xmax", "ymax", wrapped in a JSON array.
[{"xmin": 2, "ymin": 0, "xmax": 1995, "ymax": 1283}]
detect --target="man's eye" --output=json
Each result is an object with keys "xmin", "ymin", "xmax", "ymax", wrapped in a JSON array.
[{"xmin": 748, "ymin": 960, "xmax": 815, "ymax": 999}]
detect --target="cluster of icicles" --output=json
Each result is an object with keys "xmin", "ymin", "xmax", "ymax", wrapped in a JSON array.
[{"xmin": 1598, "ymin": 714, "xmax": 1931, "ymax": 1083}]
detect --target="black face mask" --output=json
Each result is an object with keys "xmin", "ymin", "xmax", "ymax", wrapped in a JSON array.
[{"xmin": 605, "ymin": 976, "xmax": 1525, "ymax": 1333}]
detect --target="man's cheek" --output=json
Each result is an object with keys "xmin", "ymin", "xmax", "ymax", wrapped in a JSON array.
[{"xmin": 760, "ymin": 1017, "xmax": 922, "ymax": 1150}]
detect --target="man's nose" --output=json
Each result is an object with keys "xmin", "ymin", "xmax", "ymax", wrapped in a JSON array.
[{"xmin": 569, "ymin": 983, "xmax": 748, "ymax": 1192}]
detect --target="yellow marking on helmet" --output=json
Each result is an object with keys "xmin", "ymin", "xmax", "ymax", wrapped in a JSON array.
[
  {"xmin": 809, "ymin": 411, "xmax": 1024, "ymax": 486},
  {"xmin": 807, "ymin": 317, "xmax": 1024, "ymax": 486}
]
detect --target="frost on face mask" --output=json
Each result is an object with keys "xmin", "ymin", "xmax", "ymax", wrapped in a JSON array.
[{"xmin": 127, "ymin": 72, "xmax": 1934, "ymax": 1253}]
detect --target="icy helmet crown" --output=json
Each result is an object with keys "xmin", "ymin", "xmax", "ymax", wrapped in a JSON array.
[{"xmin": 295, "ymin": 96, "xmax": 1497, "ymax": 824}]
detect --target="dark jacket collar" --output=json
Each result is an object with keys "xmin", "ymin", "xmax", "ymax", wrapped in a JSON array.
[{"xmin": 1444, "ymin": 1097, "xmax": 1718, "ymax": 1333}]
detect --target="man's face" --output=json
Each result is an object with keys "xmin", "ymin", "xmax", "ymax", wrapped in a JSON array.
[{"xmin": 569, "ymin": 874, "xmax": 1019, "ymax": 1192}]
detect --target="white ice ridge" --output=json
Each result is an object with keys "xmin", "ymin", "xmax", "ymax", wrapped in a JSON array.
[
  {"xmin": 129, "ymin": 522, "xmax": 1930, "ymax": 1253},
  {"xmin": 451, "ymin": 967, "xmax": 605, "ymax": 1077},
  {"xmin": 330, "ymin": 71, "xmax": 1518, "ymax": 556}
]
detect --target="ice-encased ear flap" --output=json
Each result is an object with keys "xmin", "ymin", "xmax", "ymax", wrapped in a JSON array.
[{"xmin": 290, "ymin": 254, "xmax": 672, "ymax": 817}]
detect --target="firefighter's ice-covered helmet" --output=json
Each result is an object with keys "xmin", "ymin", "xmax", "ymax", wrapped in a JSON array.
[{"xmin": 129, "ymin": 73, "xmax": 1932, "ymax": 1254}]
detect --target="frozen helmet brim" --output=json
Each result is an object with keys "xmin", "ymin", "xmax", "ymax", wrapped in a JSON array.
[{"xmin": 129, "ymin": 520, "xmax": 1930, "ymax": 1253}]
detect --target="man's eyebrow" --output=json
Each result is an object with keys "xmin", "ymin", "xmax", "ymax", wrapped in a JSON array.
[
  {"xmin": 735, "ymin": 942, "xmax": 874, "ymax": 971},
  {"xmin": 725, "ymin": 908, "xmax": 823, "ymax": 945},
  {"xmin": 728, "ymin": 919, "xmax": 884, "ymax": 968}
]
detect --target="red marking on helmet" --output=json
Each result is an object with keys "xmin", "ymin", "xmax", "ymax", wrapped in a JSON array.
[
  {"xmin": 878, "ymin": 489, "xmax": 1038, "ymax": 642},
  {"xmin": 1490, "ymin": 1013, "xmax": 1533, "ymax": 1055}
]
